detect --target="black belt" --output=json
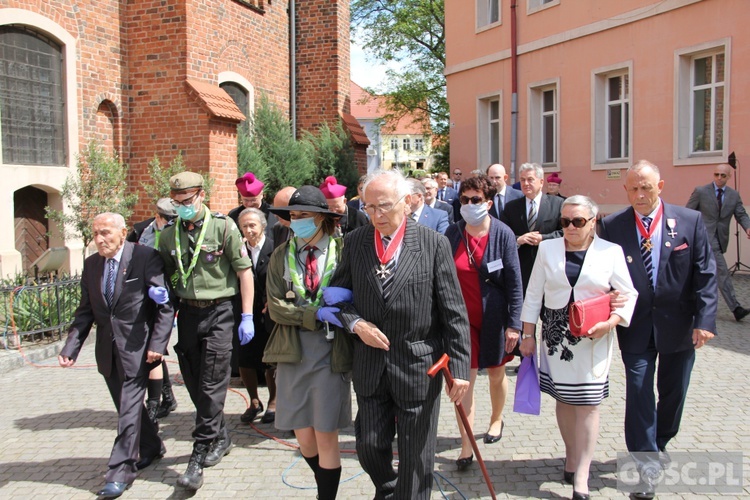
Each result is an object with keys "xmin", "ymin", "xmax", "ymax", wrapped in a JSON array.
[{"xmin": 183, "ymin": 296, "xmax": 232, "ymax": 308}]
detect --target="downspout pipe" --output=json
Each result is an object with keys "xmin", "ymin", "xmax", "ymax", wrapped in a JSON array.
[
  {"xmin": 510, "ymin": 0, "xmax": 519, "ymax": 182},
  {"xmin": 290, "ymin": 0, "xmax": 297, "ymax": 138}
]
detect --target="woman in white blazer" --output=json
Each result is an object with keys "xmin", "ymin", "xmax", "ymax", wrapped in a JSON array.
[{"xmin": 519, "ymin": 195, "xmax": 637, "ymax": 500}]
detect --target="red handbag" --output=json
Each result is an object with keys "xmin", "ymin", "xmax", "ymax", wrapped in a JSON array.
[{"xmin": 569, "ymin": 294, "xmax": 611, "ymax": 337}]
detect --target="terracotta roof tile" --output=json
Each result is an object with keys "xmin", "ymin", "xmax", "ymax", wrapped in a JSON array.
[
  {"xmin": 341, "ymin": 112, "xmax": 370, "ymax": 146},
  {"xmin": 185, "ymin": 79, "xmax": 246, "ymax": 122},
  {"xmin": 350, "ymin": 81, "xmax": 430, "ymax": 135}
]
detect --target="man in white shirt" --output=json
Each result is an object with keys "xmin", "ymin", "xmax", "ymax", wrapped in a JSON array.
[
  {"xmin": 421, "ymin": 177, "xmax": 454, "ymax": 223},
  {"xmin": 486, "ymin": 164, "xmax": 523, "ymax": 219},
  {"xmin": 407, "ymin": 179, "xmax": 449, "ymax": 234}
]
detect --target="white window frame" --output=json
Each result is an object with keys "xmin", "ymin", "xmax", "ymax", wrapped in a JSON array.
[
  {"xmin": 414, "ymin": 138, "xmax": 424, "ymax": 152},
  {"xmin": 591, "ymin": 61, "xmax": 633, "ymax": 171},
  {"xmin": 527, "ymin": 0, "xmax": 559, "ymax": 16},
  {"xmin": 476, "ymin": 0, "xmax": 501, "ymax": 32},
  {"xmin": 402, "ymin": 138, "xmax": 411, "ymax": 151},
  {"xmin": 476, "ymin": 91, "xmax": 503, "ymax": 169},
  {"xmin": 528, "ymin": 79, "xmax": 559, "ymax": 170},
  {"xmin": 674, "ymin": 38, "xmax": 730, "ymax": 166},
  {"xmin": 390, "ymin": 138, "xmax": 399, "ymax": 150}
]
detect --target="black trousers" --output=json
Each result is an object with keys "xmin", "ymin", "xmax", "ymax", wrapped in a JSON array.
[
  {"xmin": 174, "ymin": 299, "xmax": 237, "ymax": 444},
  {"xmin": 103, "ymin": 347, "xmax": 162, "ymax": 483},
  {"xmin": 354, "ymin": 374, "xmax": 442, "ymax": 500}
]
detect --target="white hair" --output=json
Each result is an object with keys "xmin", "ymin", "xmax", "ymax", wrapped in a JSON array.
[
  {"xmin": 94, "ymin": 212, "xmax": 126, "ymax": 230},
  {"xmin": 363, "ymin": 169, "xmax": 411, "ymax": 199}
]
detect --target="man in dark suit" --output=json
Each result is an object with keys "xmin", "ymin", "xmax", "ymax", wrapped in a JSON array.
[
  {"xmin": 435, "ymin": 171, "xmax": 458, "ymax": 205},
  {"xmin": 500, "ymin": 162, "xmax": 563, "ymax": 291},
  {"xmin": 451, "ymin": 168, "xmax": 463, "ymax": 193},
  {"xmin": 328, "ymin": 169, "xmax": 470, "ymax": 499},
  {"xmin": 600, "ymin": 160, "xmax": 717, "ymax": 499},
  {"xmin": 486, "ymin": 163, "xmax": 523, "ymax": 219},
  {"xmin": 421, "ymin": 177, "xmax": 454, "ymax": 223},
  {"xmin": 347, "ymin": 174, "xmax": 369, "ymax": 216},
  {"xmin": 407, "ymin": 179, "xmax": 449, "ymax": 234},
  {"xmin": 686, "ymin": 162, "xmax": 750, "ymax": 321},
  {"xmin": 59, "ymin": 213, "xmax": 174, "ymax": 498}
]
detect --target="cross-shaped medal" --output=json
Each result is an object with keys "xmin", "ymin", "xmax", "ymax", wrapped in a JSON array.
[
  {"xmin": 376, "ymin": 264, "xmax": 391, "ymax": 279},
  {"xmin": 667, "ymin": 228, "xmax": 677, "ymax": 238},
  {"xmin": 641, "ymin": 239, "xmax": 653, "ymax": 252}
]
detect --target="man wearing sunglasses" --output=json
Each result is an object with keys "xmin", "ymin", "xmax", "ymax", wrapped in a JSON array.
[
  {"xmin": 486, "ymin": 163, "xmax": 523, "ymax": 219},
  {"xmin": 687, "ymin": 162, "xmax": 750, "ymax": 321},
  {"xmin": 500, "ymin": 162, "xmax": 563, "ymax": 293},
  {"xmin": 157, "ymin": 171, "xmax": 255, "ymax": 491}
]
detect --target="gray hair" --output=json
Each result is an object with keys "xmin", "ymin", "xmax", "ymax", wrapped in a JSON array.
[
  {"xmin": 421, "ymin": 177, "xmax": 437, "ymax": 189},
  {"xmin": 518, "ymin": 162, "xmax": 544, "ymax": 180},
  {"xmin": 363, "ymin": 169, "xmax": 411, "ymax": 200},
  {"xmin": 408, "ymin": 178, "xmax": 426, "ymax": 196},
  {"xmin": 628, "ymin": 159, "xmax": 661, "ymax": 178},
  {"xmin": 94, "ymin": 212, "xmax": 126, "ymax": 230},
  {"xmin": 470, "ymin": 169, "xmax": 483, "ymax": 177},
  {"xmin": 562, "ymin": 195, "xmax": 599, "ymax": 219},
  {"xmin": 238, "ymin": 207, "xmax": 267, "ymax": 228}
]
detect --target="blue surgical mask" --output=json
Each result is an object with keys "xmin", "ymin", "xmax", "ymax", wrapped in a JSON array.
[
  {"xmin": 290, "ymin": 217, "xmax": 319, "ymax": 239},
  {"xmin": 460, "ymin": 202, "xmax": 490, "ymax": 226},
  {"xmin": 176, "ymin": 204, "xmax": 197, "ymax": 221}
]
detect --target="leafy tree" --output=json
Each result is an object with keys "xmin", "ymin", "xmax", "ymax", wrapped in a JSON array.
[
  {"xmin": 142, "ymin": 153, "xmax": 214, "ymax": 204},
  {"xmin": 431, "ymin": 136, "xmax": 450, "ymax": 173},
  {"xmin": 46, "ymin": 141, "xmax": 137, "ymax": 262},
  {"xmin": 302, "ymin": 120, "xmax": 360, "ymax": 199},
  {"xmin": 351, "ymin": 0, "xmax": 448, "ymax": 136},
  {"xmin": 237, "ymin": 94, "xmax": 314, "ymax": 197}
]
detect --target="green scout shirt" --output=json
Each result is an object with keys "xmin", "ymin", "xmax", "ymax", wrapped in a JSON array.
[{"xmin": 158, "ymin": 210, "xmax": 252, "ymax": 300}]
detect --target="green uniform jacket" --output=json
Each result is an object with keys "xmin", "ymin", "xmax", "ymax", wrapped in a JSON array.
[
  {"xmin": 263, "ymin": 237, "xmax": 353, "ymax": 373},
  {"xmin": 158, "ymin": 210, "xmax": 252, "ymax": 299}
]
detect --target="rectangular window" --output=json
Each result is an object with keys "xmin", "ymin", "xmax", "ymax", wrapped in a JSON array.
[
  {"xmin": 675, "ymin": 40, "xmax": 729, "ymax": 164},
  {"xmin": 527, "ymin": 0, "xmax": 559, "ymax": 15},
  {"xmin": 477, "ymin": 0, "xmax": 501, "ymax": 30},
  {"xmin": 390, "ymin": 138, "xmax": 398, "ymax": 150},
  {"xmin": 528, "ymin": 80, "xmax": 559, "ymax": 168},
  {"xmin": 402, "ymin": 138, "xmax": 411, "ymax": 151},
  {"xmin": 414, "ymin": 138, "xmax": 424, "ymax": 151},
  {"xmin": 477, "ymin": 94, "xmax": 502, "ymax": 168},
  {"xmin": 592, "ymin": 63, "xmax": 632, "ymax": 168}
]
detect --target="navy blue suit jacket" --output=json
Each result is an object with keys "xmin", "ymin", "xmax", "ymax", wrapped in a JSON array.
[
  {"xmin": 490, "ymin": 187, "xmax": 524, "ymax": 219},
  {"xmin": 416, "ymin": 204, "xmax": 449, "ymax": 234},
  {"xmin": 437, "ymin": 186, "xmax": 458, "ymax": 205},
  {"xmin": 599, "ymin": 202, "xmax": 718, "ymax": 354}
]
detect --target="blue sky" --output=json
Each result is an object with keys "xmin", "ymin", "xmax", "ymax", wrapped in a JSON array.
[{"xmin": 350, "ymin": 40, "xmax": 401, "ymax": 90}]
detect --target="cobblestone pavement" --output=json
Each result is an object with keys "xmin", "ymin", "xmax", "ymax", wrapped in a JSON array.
[{"xmin": 2, "ymin": 276, "xmax": 750, "ymax": 499}]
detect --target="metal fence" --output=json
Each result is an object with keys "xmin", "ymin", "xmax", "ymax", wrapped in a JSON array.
[{"xmin": 0, "ymin": 276, "xmax": 81, "ymax": 349}]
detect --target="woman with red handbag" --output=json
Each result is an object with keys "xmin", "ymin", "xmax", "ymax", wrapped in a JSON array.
[
  {"xmin": 519, "ymin": 195, "xmax": 638, "ymax": 500},
  {"xmin": 445, "ymin": 175, "xmax": 524, "ymax": 471}
]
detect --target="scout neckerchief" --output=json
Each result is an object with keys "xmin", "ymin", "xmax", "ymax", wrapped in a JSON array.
[
  {"xmin": 175, "ymin": 206, "xmax": 210, "ymax": 288},
  {"xmin": 374, "ymin": 218, "xmax": 406, "ymax": 279},
  {"xmin": 634, "ymin": 203, "xmax": 663, "ymax": 252},
  {"xmin": 287, "ymin": 236, "xmax": 337, "ymax": 306}
]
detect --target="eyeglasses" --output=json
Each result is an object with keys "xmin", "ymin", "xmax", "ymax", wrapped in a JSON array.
[
  {"xmin": 560, "ymin": 216, "xmax": 594, "ymax": 228},
  {"xmin": 363, "ymin": 195, "xmax": 406, "ymax": 215},
  {"xmin": 453, "ymin": 172, "xmax": 462, "ymax": 176},
  {"xmin": 171, "ymin": 191, "xmax": 200, "ymax": 207},
  {"xmin": 460, "ymin": 195, "xmax": 486, "ymax": 205},
  {"xmin": 714, "ymin": 173, "xmax": 728, "ymax": 178}
]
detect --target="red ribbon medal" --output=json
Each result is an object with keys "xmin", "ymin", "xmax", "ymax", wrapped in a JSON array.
[
  {"xmin": 374, "ymin": 219, "xmax": 407, "ymax": 279},
  {"xmin": 634, "ymin": 204, "xmax": 663, "ymax": 252}
]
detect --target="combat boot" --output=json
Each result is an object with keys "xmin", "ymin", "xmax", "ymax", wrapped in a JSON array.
[
  {"xmin": 176, "ymin": 442, "xmax": 209, "ymax": 490},
  {"xmin": 204, "ymin": 427, "xmax": 233, "ymax": 467},
  {"xmin": 156, "ymin": 384, "xmax": 177, "ymax": 419}
]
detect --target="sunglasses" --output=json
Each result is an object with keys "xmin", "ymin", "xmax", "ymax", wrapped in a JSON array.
[
  {"xmin": 460, "ymin": 196, "xmax": 486, "ymax": 205},
  {"xmin": 560, "ymin": 216, "xmax": 594, "ymax": 228},
  {"xmin": 714, "ymin": 173, "xmax": 728, "ymax": 178}
]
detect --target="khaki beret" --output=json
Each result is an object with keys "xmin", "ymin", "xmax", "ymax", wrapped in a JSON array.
[{"xmin": 170, "ymin": 171, "xmax": 204, "ymax": 191}]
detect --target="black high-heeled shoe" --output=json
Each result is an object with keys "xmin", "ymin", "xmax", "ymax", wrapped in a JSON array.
[
  {"xmin": 455, "ymin": 454, "xmax": 474, "ymax": 471},
  {"xmin": 571, "ymin": 491, "xmax": 590, "ymax": 500}
]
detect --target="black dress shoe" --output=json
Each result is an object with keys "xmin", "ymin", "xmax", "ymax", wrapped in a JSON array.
[
  {"xmin": 260, "ymin": 409, "xmax": 276, "ymax": 424},
  {"xmin": 564, "ymin": 471, "xmax": 575, "ymax": 485},
  {"xmin": 136, "ymin": 443, "xmax": 166, "ymax": 470},
  {"xmin": 240, "ymin": 402, "xmax": 263, "ymax": 423},
  {"xmin": 630, "ymin": 493, "xmax": 655, "ymax": 500},
  {"xmin": 483, "ymin": 421, "xmax": 504, "ymax": 444},
  {"xmin": 734, "ymin": 306, "xmax": 750, "ymax": 321},
  {"xmin": 572, "ymin": 491, "xmax": 590, "ymax": 500},
  {"xmin": 456, "ymin": 454, "xmax": 474, "ymax": 471},
  {"xmin": 96, "ymin": 481, "xmax": 129, "ymax": 498}
]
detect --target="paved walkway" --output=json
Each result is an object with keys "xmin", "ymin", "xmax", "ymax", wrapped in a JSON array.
[{"xmin": 2, "ymin": 276, "xmax": 750, "ymax": 499}]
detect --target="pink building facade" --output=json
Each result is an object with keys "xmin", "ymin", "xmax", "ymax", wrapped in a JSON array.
[{"xmin": 445, "ymin": 0, "xmax": 749, "ymax": 216}]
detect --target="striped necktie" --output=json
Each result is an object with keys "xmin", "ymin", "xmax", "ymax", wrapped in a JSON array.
[
  {"xmin": 380, "ymin": 236, "xmax": 396, "ymax": 299},
  {"xmin": 640, "ymin": 216, "xmax": 654, "ymax": 289},
  {"xmin": 528, "ymin": 200, "xmax": 537, "ymax": 231},
  {"xmin": 105, "ymin": 258, "xmax": 116, "ymax": 308}
]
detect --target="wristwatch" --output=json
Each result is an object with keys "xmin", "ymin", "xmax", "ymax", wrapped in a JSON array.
[{"xmin": 521, "ymin": 333, "xmax": 535, "ymax": 340}]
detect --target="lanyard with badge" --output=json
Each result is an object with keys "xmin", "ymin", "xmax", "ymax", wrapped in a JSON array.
[{"xmin": 174, "ymin": 207, "xmax": 211, "ymax": 288}]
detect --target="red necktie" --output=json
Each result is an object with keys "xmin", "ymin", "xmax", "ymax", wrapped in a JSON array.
[{"xmin": 304, "ymin": 246, "xmax": 319, "ymax": 292}]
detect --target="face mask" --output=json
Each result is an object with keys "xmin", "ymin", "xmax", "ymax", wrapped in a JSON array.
[
  {"xmin": 176, "ymin": 203, "xmax": 197, "ymax": 221},
  {"xmin": 460, "ymin": 202, "xmax": 490, "ymax": 226},
  {"xmin": 290, "ymin": 217, "xmax": 319, "ymax": 239}
]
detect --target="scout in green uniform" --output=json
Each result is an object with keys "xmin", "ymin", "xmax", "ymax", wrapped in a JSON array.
[{"xmin": 157, "ymin": 171, "xmax": 254, "ymax": 491}]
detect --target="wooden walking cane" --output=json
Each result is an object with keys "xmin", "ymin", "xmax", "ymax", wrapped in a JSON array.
[{"xmin": 428, "ymin": 353, "xmax": 497, "ymax": 500}]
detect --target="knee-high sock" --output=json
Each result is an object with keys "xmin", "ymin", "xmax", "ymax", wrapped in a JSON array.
[{"xmin": 316, "ymin": 466, "xmax": 341, "ymax": 500}]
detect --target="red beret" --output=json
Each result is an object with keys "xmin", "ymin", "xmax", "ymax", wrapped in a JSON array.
[
  {"xmin": 235, "ymin": 172, "xmax": 264, "ymax": 197},
  {"xmin": 319, "ymin": 176, "xmax": 347, "ymax": 199},
  {"xmin": 546, "ymin": 173, "xmax": 562, "ymax": 184}
]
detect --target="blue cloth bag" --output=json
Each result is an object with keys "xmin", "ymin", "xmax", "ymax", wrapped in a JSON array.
[{"xmin": 513, "ymin": 354, "xmax": 541, "ymax": 415}]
